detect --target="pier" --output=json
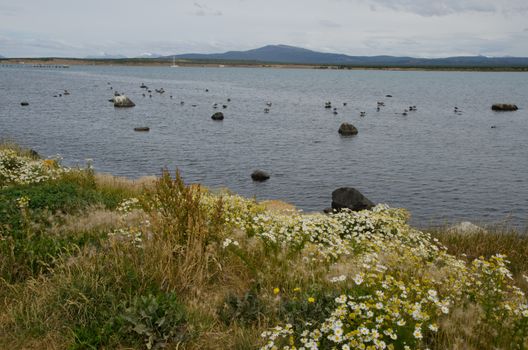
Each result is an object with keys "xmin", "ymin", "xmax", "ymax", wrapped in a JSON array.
[{"xmin": 0, "ymin": 63, "xmax": 70, "ymax": 69}]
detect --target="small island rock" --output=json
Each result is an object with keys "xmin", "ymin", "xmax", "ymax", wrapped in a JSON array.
[
  {"xmin": 251, "ymin": 170, "xmax": 270, "ymax": 182},
  {"xmin": 491, "ymin": 104, "xmax": 518, "ymax": 111},
  {"xmin": 331, "ymin": 187, "xmax": 374, "ymax": 212},
  {"xmin": 134, "ymin": 127, "xmax": 150, "ymax": 132},
  {"xmin": 113, "ymin": 95, "xmax": 135, "ymax": 108},
  {"xmin": 338, "ymin": 123, "xmax": 358, "ymax": 136},
  {"xmin": 211, "ymin": 112, "xmax": 224, "ymax": 121}
]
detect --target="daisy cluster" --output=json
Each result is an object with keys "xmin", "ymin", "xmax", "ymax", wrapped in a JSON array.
[
  {"xmin": 197, "ymin": 197, "xmax": 528, "ymax": 349},
  {"xmin": 108, "ymin": 198, "xmax": 151, "ymax": 248},
  {"xmin": 117, "ymin": 197, "xmax": 141, "ymax": 214},
  {"xmin": 0, "ymin": 149, "xmax": 67, "ymax": 187},
  {"xmin": 108, "ymin": 227, "xmax": 144, "ymax": 248},
  {"xmin": 201, "ymin": 191, "xmax": 265, "ymax": 229},
  {"xmin": 233, "ymin": 204, "xmax": 437, "ymax": 263}
]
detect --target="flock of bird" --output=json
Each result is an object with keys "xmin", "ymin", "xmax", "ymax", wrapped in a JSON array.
[
  {"xmin": 52, "ymin": 89, "xmax": 70, "ymax": 98},
  {"xmin": 101, "ymin": 81, "xmax": 472, "ymax": 120},
  {"xmin": 324, "ymin": 97, "xmax": 420, "ymax": 118}
]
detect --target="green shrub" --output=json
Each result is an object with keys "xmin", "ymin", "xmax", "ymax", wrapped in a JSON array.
[
  {"xmin": 121, "ymin": 293, "xmax": 188, "ymax": 349},
  {"xmin": 280, "ymin": 289, "xmax": 338, "ymax": 331},
  {"xmin": 218, "ymin": 287, "xmax": 267, "ymax": 326}
]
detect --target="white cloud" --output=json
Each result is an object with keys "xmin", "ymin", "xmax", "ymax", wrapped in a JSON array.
[
  {"xmin": 363, "ymin": 0, "xmax": 527, "ymax": 16},
  {"xmin": 1, "ymin": 0, "xmax": 527, "ymax": 57},
  {"xmin": 192, "ymin": 2, "xmax": 223, "ymax": 16},
  {"xmin": 319, "ymin": 19, "xmax": 342, "ymax": 28},
  {"xmin": 361, "ymin": 32, "xmax": 523, "ymax": 57}
]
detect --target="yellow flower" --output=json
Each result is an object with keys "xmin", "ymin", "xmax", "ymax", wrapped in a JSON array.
[
  {"xmin": 293, "ymin": 287, "xmax": 301, "ymax": 292},
  {"xmin": 273, "ymin": 287, "xmax": 280, "ymax": 295},
  {"xmin": 42, "ymin": 159, "xmax": 56, "ymax": 168},
  {"xmin": 308, "ymin": 297, "xmax": 315, "ymax": 303}
]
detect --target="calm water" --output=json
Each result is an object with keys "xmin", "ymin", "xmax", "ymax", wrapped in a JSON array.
[{"xmin": 1, "ymin": 65, "xmax": 527, "ymax": 227}]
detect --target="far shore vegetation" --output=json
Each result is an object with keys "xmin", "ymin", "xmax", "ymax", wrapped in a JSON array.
[
  {"xmin": 2, "ymin": 57, "xmax": 528, "ymax": 72},
  {"xmin": 1, "ymin": 142, "xmax": 527, "ymax": 349}
]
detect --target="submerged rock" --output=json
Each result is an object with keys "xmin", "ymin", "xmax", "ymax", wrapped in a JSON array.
[
  {"xmin": 331, "ymin": 187, "xmax": 374, "ymax": 212},
  {"xmin": 338, "ymin": 123, "xmax": 358, "ymax": 136},
  {"xmin": 113, "ymin": 95, "xmax": 135, "ymax": 108},
  {"xmin": 211, "ymin": 112, "xmax": 224, "ymax": 121},
  {"xmin": 251, "ymin": 170, "xmax": 270, "ymax": 182},
  {"xmin": 491, "ymin": 104, "xmax": 518, "ymax": 111}
]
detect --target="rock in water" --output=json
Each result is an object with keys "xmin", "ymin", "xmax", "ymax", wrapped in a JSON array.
[
  {"xmin": 211, "ymin": 112, "xmax": 224, "ymax": 121},
  {"xmin": 20, "ymin": 101, "xmax": 29, "ymax": 106},
  {"xmin": 491, "ymin": 104, "xmax": 518, "ymax": 111},
  {"xmin": 338, "ymin": 123, "xmax": 358, "ymax": 136},
  {"xmin": 113, "ymin": 95, "xmax": 136, "ymax": 108},
  {"xmin": 331, "ymin": 187, "xmax": 374, "ymax": 212},
  {"xmin": 448, "ymin": 221, "xmax": 487, "ymax": 235},
  {"xmin": 134, "ymin": 127, "xmax": 150, "ymax": 132},
  {"xmin": 251, "ymin": 170, "xmax": 270, "ymax": 182}
]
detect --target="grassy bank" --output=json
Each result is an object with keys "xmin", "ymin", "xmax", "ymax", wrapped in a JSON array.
[{"xmin": 1, "ymin": 144, "xmax": 527, "ymax": 349}]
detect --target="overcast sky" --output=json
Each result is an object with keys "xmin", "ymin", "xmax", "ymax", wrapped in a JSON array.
[{"xmin": 1, "ymin": 0, "xmax": 528, "ymax": 58}]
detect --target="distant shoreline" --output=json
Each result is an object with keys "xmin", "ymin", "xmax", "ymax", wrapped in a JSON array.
[{"xmin": 1, "ymin": 57, "xmax": 528, "ymax": 72}]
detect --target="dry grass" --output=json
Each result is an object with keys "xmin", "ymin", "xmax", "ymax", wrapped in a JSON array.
[
  {"xmin": 260, "ymin": 200, "xmax": 297, "ymax": 214},
  {"xmin": 49, "ymin": 206, "xmax": 122, "ymax": 234},
  {"xmin": 94, "ymin": 173, "xmax": 157, "ymax": 193},
  {"xmin": 185, "ymin": 324, "xmax": 262, "ymax": 350},
  {"xmin": 429, "ymin": 225, "xmax": 528, "ymax": 291},
  {"xmin": 0, "ymin": 332, "xmax": 67, "ymax": 350},
  {"xmin": 141, "ymin": 170, "xmax": 226, "ymax": 295},
  {"xmin": 435, "ymin": 304, "xmax": 484, "ymax": 350}
]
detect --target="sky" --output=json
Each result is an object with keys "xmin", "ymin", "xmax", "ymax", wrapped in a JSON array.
[{"xmin": 1, "ymin": 0, "xmax": 528, "ymax": 58}]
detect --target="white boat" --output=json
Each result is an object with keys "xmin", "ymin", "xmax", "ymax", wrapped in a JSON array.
[{"xmin": 170, "ymin": 56, "xmax": 179, "ymax": 68}]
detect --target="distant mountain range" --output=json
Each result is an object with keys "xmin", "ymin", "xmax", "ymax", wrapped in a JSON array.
[
  {"xmin": 4, "ymin": 45, "xmax": 528, "ymax": 67},
  {"xmin": 165, "ymin": 44, "xmax": 528, "ymax": 67}
]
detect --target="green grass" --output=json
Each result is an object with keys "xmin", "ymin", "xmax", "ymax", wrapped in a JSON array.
[{"xmin": 0, "ymin": 169, "xmax": 135, "ymax": 282}]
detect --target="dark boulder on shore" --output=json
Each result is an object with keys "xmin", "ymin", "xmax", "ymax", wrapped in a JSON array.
[
  {"xmin": 491, "ymin": 104, "xmax": 518, "ymax": 111},
  {"xmin": 211, "ymin": 112, "xmax": 224, "ymax": 121},
  {"xmin": 251, "ymin": 170, "xmax": 270, "ymax": 182},
  {"xmin": 331, "ymin": 187, "xmax": 375, "ymax": 212},
  {"xmin": 338, "ymin": 123, "xmax": 358, "ymax": 136},
  {"xmin": 113, "ymin": 95, "xmax": 135, "ymax": 108},
  {"xmin": 29, "ymin": 149, "xmax": 40, "ymax": 159}
]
